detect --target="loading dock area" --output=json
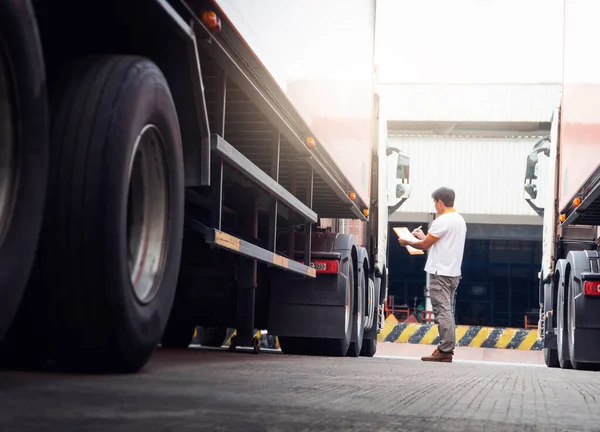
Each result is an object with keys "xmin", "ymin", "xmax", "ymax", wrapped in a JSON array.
[{"xmin": 380, "ymin": 83, "xmax": 560, "ymax": 330}]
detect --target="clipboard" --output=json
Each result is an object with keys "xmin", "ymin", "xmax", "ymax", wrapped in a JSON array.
[{"xmin": 393, "ymin": 227, "xmax": 425, "ymax": 255}]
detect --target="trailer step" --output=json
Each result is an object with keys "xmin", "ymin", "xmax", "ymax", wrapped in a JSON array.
[
  {"xmin": 206, "ymin": 133, "xmax": 318, "ymax": 224},
  {"xmin": 185, "ymin": 217, "xmax": 316, "ymax": 278}
]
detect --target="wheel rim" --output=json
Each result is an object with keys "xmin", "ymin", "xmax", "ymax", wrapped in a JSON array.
[
  {"xmin": 569, "ymin": 286, "xmax": 575, "ymax": 346},
  {"xmin": 357, "ymin": 308, "xmax": 362, "ymax": 334},
  {"xmin": 557, "ymin": 288, "xmax": 565, "ymax": 340},
  {"xmin": 345, "ymin": 270, "xmax": 351, "ymax": 334},
  {"xmin": 357, "ymin": 282, "xmax": 362, "ymax": 334},
  {"xmin": 557, "ymin": 289, "xmax": 563, "ymax": 353},
  {"xmin": 0, "ymin": 40, "xmax": 18, "ymax": 244},
  {"xmin": 127, "ymin": 124, "xmax": 169, "ymax": 304}
]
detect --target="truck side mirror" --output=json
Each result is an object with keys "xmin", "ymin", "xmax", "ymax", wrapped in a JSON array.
[
  {"xmin": 523, "ymin": 137, "xmax": 550, "ymax": 216},
  {"xmin": 524, "ymin": 152, "xmax": 539, "ymax": 200},
  {"xmin": 386, "ymin": 144, "xmax": 401, "ymax": 157},
  {"xmin": 388, "ymin": 150, "xmax": 410, "ymax": 214},
  {"xmin": 396, "ymin": 183, "xmax": 410, "ymax": 199},
  {"xmin": 395, "ymin": 152, "xmax": 410, "ymax": 199}
]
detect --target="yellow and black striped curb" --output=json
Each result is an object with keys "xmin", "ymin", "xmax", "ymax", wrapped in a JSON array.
[{"xmin": 378, "ymin": 317, "xmax": 542, "ymax": 351}]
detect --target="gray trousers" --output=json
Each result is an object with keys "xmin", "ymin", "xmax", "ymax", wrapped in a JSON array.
[{"xmin": 429, "ymin": 273, "xmax": 461, "ymax": 353}]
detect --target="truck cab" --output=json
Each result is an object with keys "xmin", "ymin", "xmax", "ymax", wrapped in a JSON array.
[{"xmin": 523, "ymin": 103, "xmax": 600, "ymax": 370}]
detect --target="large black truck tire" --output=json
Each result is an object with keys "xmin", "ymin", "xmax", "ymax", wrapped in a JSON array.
[
  {"xmin": 347, "ymin": 259, "xmax": 365, "ymax": 357},
  {"xmin": 544, "ymin": 346, "xmax": 560, "ymax": 368},
  {"xmin": 567, "ymin": 278, "xmax": 584, "ymax": 370},
  {"xmin": 360, "ymin": 337, "xmax": 377, "ymax": 357},
  {"xmin": 541, "ymin": 273, "xmax": 559, "ymax": 368},
  {"xmin": 360, "ymin": 277, "xmax": 380, "ymax": 357},
  {"xmin": 556, "ymin": 269, "xmax": 572, "ymax": 370},
  {"xmin": 0, "ymin": 0, "xmax": 49, "ymax": 346},
  {"xmin": 4, "ymin": 56, "xmax": 185, "ymax": 373}
]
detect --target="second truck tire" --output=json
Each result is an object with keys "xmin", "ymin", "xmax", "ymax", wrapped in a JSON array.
[
  {"xmin": 347, "ymin": 261, "xmax": 365, "ymax": 357},
  {"xmin": 543, "ymin": 347, "xmax": 559, "ymax": 368},
  {"xmin": 360, "ymin": 338, "xmax": 377, "ymax": 357},
  {"xmin": 556, "ymin": 281, "xmax": 572, "ymax": 370},
  {"xmin": 7, "ymin": 56, "xmax": 185, "ymax": 372}
]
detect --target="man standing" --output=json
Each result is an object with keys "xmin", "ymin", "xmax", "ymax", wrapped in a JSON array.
[{"xmin": 398, "ymin": 187, "xmax": 467, "ymax": 363}]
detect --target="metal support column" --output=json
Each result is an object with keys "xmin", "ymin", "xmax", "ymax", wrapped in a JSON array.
[
  {"xmin": 211, "ymin": 68, "xmax": 226, "ymax": 229},
  {"xmin": 268, "ymin": 132, "xmax": 280, "ymax": 252},
  {"xmin": 211, "ymin": 160, "xmax": 223, "ymax": 230},
  {"xmin": 288, "ymin": 159, "xmax": 297, "ymax": 258},
  {"xmin": 304, "ymin": 165, "xmax": 313, "ymax": 266},
  {"xmin": 232, "ymin": 190, "xmax": 259, "ymax": 352}
]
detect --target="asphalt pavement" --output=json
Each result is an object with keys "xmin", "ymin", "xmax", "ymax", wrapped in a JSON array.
[{"xmin": 1, "ymin": 346, "xmax": 598, "ymax": 431}]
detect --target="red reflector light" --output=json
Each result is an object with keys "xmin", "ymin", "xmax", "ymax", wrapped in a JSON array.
[
  {"xmin": 297, "ymin": 259, "xmax": 339, "ymax": 274},
  {"xmin": 584, "ymin": 281, "xmax": 600, "ymax": 296}
]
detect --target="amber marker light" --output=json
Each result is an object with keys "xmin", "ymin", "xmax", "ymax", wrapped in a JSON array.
[
  {"xmin": 363, "ymin": 209, "xmax": 369, "ymax": 217},
  {"xmin": 559, "ymin": 214, "xmax": 566, "ymax": 223},
  {"xmin": 305, "ymin": 137, "xmax": 316, "ymax": 150},
  {"xmin": 573, "ymin": 197, "xmax": 582, "ymax": 207},
  {"xmin": 202, "ymin": 11, "xmax": 222, "ymax": 32},
  {"xmin": 349, "ymin": 192, "xmax": 356, "ymax": 201}
]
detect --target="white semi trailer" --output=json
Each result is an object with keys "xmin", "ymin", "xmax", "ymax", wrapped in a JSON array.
[
  {"xmin": 0, "ymin": 0, "xmax": 409, "ymax": 372},
  {"xmin": 523, "ymin": 0, "xmax": 600, "ymax": 371}
]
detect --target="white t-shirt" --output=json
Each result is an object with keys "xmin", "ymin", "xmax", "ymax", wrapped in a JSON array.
[{"xmin": 424, "ymin": 210, "xmax": 467, "ymax": 277}]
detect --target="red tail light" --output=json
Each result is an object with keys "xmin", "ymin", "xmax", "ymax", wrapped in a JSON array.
[
  {"xmin": 584, "ymin": 280, "xmax": 600, "ymax": 296},
  {"xmin": 312, "ymin": 260, "xmax": 339, "ymax": 274},
  {"xmin": 297, "ymin": 259, "xmax": 339, "ymax": 274}
]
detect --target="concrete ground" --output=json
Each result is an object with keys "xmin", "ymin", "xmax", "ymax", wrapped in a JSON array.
[
  {"xmin": 376, "ymin": 341, "xmax": 544, "ymax": 366},
  {"xmin": 0, "ymin": 344, "xmax": 597, "ymax": 432}
]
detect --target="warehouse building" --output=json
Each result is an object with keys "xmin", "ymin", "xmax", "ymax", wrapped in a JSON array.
[{"xmin": 381, "ymin": 83, "xmax": 561, "ymax": 328}]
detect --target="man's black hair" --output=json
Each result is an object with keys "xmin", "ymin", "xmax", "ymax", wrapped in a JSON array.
[{"xmin": 431, "ymin": 187, "xmax": 455, "ymax": 207}]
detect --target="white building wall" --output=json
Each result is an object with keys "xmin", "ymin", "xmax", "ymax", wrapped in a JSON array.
[
  {"xmin": 388, "ymin": 136, "xmax": 543, "ymax": 224},
  {"xmin": 379, "ymin": 84, "xmax": 560, "ymax": 122}
]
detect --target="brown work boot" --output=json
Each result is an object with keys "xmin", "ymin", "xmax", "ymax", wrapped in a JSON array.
[{"xmin": 421, "ymin": 348, "xmax": 453, "ymax": 363}]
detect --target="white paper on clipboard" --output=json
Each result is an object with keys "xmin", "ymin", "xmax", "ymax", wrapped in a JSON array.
[{"xmin": 392, "ymin": 227, "xmax": 425, "ymax": 255}]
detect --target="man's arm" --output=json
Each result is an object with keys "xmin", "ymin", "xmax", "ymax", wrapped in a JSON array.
[{"xmin": 399, "ymin": 233, "xmax": 439, "ymax": 251}]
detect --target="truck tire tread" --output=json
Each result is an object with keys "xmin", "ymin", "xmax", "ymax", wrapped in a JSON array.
[
  {"xmin": 360, "ymin": 338, "xmax": 377, "ymax": 357},
  {"xmin": 347, "ymin": 258, "xmax": 365, "ymax": 357},
  {"xmin": 557, "ymin": 279, "xmax": 572, "ymax": 369},
  {"xmin": 7, "ymin": 55, "xmax": 184, "ymax": 373},
  {"xmin": 543, "ymin": 348, "xmax": 559, "ymax": 368}
]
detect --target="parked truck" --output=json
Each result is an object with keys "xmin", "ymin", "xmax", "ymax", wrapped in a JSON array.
[
  {"xmin": 523, "ymin": 0, "xmax": 600, "ymax": 370},
  {"xmin": 0, "ymin": 0, "xmax": 409, "ymax": 372}
]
